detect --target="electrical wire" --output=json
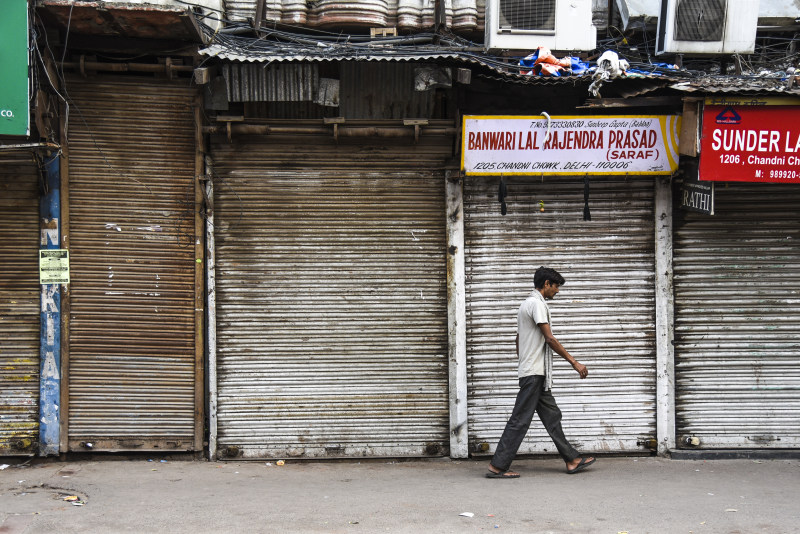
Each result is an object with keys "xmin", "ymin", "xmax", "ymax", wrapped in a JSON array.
[
  {"xmin": 162, "ymin": 0, "xmax": 800, "ymax": 82},
  {"xmin": 30, "ymin": 12, "xmax": 69, "ymax": 143},
  {"xmin": 200, "ymin": 22, "xmax": 692, "ymax": 83},
  {"xmin": 34, "ymin": 0, "xmax": 799, "ymax": 111}
]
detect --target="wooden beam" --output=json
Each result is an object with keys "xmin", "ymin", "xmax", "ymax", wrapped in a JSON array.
[
  {"xmin": 578, "ymin": 96, "xmax": 683, "ymax": 109},
  {"xmin": 679, "ymin": 99, "xmax": 700, "ymax": 157},
  {"xmin": 254, "ymin": 0, "xmax": 265, "ymax": 31},
  {"xmin": 179, "ymin": 8, "xmax": 205, "ymax": 44}
]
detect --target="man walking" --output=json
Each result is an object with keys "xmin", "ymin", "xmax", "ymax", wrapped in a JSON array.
[{"xmin": 486, "ymin": 266, "xmax": 595, "ymax": 479}]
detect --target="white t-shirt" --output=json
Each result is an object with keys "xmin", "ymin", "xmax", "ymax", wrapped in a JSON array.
[{"xmin": 517, "ymin": 290, "xmax": 551, "ymax": 378}]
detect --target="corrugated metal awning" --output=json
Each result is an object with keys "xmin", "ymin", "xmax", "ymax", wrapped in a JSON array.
[
  {"xmin": 200, "ymin": 43, "xmax": 464, "ymax": 64},
  {"xmin": 198, "ymin": 38, "xmax": 682, "ymax": 86},
  {"xmin": 199, "ymin": 33, "xmax": 800, "ymax": 94},
  {"xmin": 670, "ymin": 77, "xmax": 800, "ymax": 95}
]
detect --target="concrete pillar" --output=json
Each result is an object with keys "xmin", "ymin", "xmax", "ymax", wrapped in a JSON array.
[
  {"xmin": 654, "ymin": 175, "xmax": 676, "ymax": 456},
  {"xmin": 446, "ymin": 171, "xmax": 468, "ymax": 458},
  {"xmin": 205, "ymin": 156, "xmax": 218, "ymax": 461}
]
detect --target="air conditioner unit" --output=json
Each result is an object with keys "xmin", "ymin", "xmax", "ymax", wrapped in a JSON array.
[
  {"xmin": 656, "ymin": 0, "xmax": 759, "ymax": 55},
  {"xmin": 484, "ymin": 0, "xmax": 597, "ymax": 52}
]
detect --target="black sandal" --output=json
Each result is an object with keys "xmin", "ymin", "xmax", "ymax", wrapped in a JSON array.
[
  {"xmin": 566, "ymin": 457, "xmax": 596, "ymax": 474},
  {"xmin": 485, "ymin": 470, "xmax": 520, "ymax": 479}
]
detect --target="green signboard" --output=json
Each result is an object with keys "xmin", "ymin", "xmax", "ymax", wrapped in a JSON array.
[{"xmin": 0, "ymin": 0, "xmax": 30, "ymax": 136}]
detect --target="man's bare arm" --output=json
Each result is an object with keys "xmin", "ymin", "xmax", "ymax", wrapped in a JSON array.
[{"xmin": 537, "ymin": 322, "xmax": 588, "ymax": 379}]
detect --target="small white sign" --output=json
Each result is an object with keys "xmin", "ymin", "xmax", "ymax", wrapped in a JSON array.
[{"xmin": 39, "ymin": 249, "xmax": 70, "ymax": 285}]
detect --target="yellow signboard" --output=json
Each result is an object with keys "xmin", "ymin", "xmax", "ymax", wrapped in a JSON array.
[{"xmin": 462, "ymin": 115, "xmax": 681, "ymax": 176}]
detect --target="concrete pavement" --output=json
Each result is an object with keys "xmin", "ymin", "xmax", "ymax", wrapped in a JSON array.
[{"xmin": 1, "ymin": 455, "xmax": 799, "ymax": 533}]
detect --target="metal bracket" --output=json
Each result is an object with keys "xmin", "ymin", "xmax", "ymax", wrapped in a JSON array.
[
  {"xmin": 215, "ymin": 116, "xmax": 244, "ymax": 143},
  {"xmin": 403, "ymin": 119, "xmax": 428, "ymax": 144},
  {"xmin": 324, "ymin": 117, "xmax": 345, "ymax": 144}
]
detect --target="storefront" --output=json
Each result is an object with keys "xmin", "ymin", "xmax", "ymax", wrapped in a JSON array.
[
  {"xmin": 209, "ymin": 123, "xmax": 456, "ymax": 459},
  {"xmin": 673, "ymin": 99, "xmax": 800, "ymax": 448},
  {"xmin": 461, "ymin": 114, "xmax": 680, "ymax": 455},
  {"xmin": 61, "ymin": 76, "xmax": 204, "ymax": 452}
]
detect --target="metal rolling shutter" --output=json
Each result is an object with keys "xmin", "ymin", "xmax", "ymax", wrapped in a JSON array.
[
  {"xmin": 0, "ymin": 151, "xmax": 41, "ymax": 455},
  {"xmin": 211, "ymin": 131, "xmax": 451, "ymax": 458},
  {"xmin": 674, "ymin": 182, "xmax": 800, "ymax": 448},
  {"xmin": 65, "ymin": 77, "xmax": 202, "ymax": 451},
  {"xmin": 465, "ymin": 175, "xmax": 657, "ymax": 454}
]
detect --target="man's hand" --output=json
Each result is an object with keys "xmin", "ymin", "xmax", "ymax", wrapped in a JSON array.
[{"xmin": 572, "ymin": 361, "xmax": 588, "ymax": 379}]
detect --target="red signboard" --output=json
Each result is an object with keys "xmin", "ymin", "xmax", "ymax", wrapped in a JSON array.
[{"xmin": 700, "ymin": 105, "xmax": 800, "ymax": 182}]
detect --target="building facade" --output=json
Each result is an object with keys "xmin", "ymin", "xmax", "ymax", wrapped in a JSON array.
[{"xmin": 1, "ymin": 0, "xmax": 799, "ymax": 459}]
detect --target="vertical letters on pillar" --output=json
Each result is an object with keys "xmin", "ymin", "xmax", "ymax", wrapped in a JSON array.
[{"xmin": 39, "ymin": 152, "xmax": 61, "ymax": 456}]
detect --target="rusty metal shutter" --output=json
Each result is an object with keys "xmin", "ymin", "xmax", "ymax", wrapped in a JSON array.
[
  {"xmin": 64, "ymin": 77, "xmax": 202, "ymax": 451},
  {"xmin": 464, "ymin": 176, "xmax": 657, "ymax": 455},
  {"xmin": 674, "ymin": 182, "xmax": 800, "ymax": 448},
  {"xmin": 211, "ymin": 130, "xmax": 451, "ymax": 458},
  {"xmin": 0, "ymin": 151, "xmax": 41, "ymax": 455}
]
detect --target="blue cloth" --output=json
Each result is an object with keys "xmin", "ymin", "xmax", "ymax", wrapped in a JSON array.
[
  {"xmin": 519, "ymin": 51, "xmax": 540, "ymax": 70},
  {"xmin": 569, "ymin": 57, "xmax": 591, "ymax": 75}
]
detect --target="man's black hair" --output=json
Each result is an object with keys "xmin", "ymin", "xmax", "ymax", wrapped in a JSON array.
[{"xmin": 534, "ymin": 266, "xmax": 565, "ymax": 289}]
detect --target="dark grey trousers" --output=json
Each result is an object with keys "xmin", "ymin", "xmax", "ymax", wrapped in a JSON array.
[{"xmin": 490, "ymin": 374, "xmax": 580, "ymax": 472}]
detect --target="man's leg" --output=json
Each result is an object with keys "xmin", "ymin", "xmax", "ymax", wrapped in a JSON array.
[
  {"xmin": 489, "ymin": 375, "xmax": 544, "ymax": 472},
  {"xmin": 535, "ymin": 389, "xmax": 580, "ymax": 463}
]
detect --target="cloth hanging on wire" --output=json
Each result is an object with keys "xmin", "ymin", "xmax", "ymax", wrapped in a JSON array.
[
  {"xmin": 498, "ymin": 179, "xmax": 507, "ymax": 215},
  {"xmin": 583, "ymin": 176, "xmax": 591, "ymax": 221}
]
